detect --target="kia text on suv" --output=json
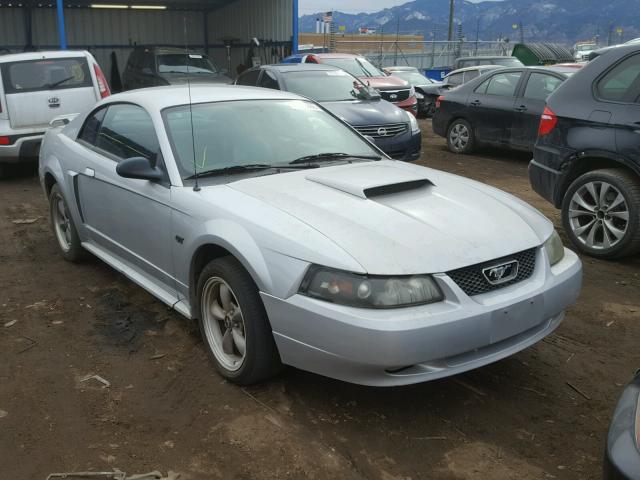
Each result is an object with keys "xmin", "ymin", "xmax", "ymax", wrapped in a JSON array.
[
  {"xmin": 283, "ymin": 53, "xmax": 418, "ymax": 116},
  {"xmin": 529, "ymin": 43, "xmax": 640, "ymax": 259},
  {"xmin": 0, "ymin": 50, "xmax": 109, "ymax": 177}
]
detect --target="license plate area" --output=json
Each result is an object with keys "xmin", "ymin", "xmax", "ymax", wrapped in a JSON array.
[{"xmin": 490, "ymin": 294, "xmax": 545, "ymax": 344}]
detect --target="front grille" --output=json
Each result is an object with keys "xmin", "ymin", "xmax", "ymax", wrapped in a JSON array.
[
  {"xmin": 379, "ymin": 88, "xmax": 411, "ymax": 102},
  {"xmin": 446, "ymin": 248, "xmax": 537, "ymax": 297},
  {"xmin": 354, "ymin": 123, "xmax": 408, "ymax": 138}
]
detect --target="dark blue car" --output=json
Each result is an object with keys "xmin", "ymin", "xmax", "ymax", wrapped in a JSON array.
[{"xmin": 235, "ymin": 64, "xmax": 422, "ymax": 161}]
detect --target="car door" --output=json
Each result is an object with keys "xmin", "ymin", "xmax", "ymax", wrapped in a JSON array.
[
  {"xmin": 75, "ymin": 103, "xmax": 176, "ymax": 294},
  {"xmin": 467, "ymin": 70, "xmax": 524, "ymax": 146},
  {"xmin": 511, "ymin": 71, "xmax": 565, "ymax": 150},
  {"xmin": 595, "ymin": 52, "xmax": 640, "ymax": 166}
]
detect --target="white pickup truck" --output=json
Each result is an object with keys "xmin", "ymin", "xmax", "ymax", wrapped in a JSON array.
[{"xmin": 0, "ymin": 50, "xmax": 110, "ymax": 177}]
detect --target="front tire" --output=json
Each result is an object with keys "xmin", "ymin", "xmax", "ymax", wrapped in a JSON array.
[
  {"xmin": 446, "ymin": 119, "xmax": 475, "ymax": 154},
  {"xmin": 196, "ymin": 257, "xmax": 282, "ymax": 385},
  {"xmin": 49, "ymin": 184, "xmax": 85, "ymax": 262},
  {"xmin": 562, "ymin": 169, "xmax": 640, "ymax": 259}
]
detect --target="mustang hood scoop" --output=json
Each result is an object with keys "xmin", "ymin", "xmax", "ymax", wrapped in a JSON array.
[{"xmin": 305, "ymin": 164, "xmax": 433, "ymax": 199}]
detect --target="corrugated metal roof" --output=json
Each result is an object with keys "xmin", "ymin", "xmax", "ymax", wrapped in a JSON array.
[{"xmin": 513, "ymin": 43, "xmax": 573, "ymax": 64}]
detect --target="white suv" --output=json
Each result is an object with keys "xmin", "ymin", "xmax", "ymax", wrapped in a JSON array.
[{"xmin": 0, "ymin": 50, "xmax": 110, "ymax": 177}]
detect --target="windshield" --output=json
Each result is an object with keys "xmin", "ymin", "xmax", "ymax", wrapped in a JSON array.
[
  {"xmin": 320, "ymin": 57, "xmax": 384, "ymax": 77},
  {"xmin": 283, "ymin": 70, "xmax": 367, "ymax": 102},
  {"xmin": 493, "ymin": 58, "xmax": 523, "ymax": 67},
  {"xmin": 1, "ymin": 57, "xmax": 92, "ymax": 93},
  {"xmin": 391, "ymin": 71, "xmax": 432, "ymax": 84},
  {"xmin": 158, "ymin": 54, "xmax": 219, "ymax": 75},
  {"xmin": 164, "ymin": 99, "xmax": 379, "ymax": 179}
]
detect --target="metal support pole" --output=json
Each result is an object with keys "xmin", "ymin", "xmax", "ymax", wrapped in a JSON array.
[
  {"xmin": 203, "ymin": 10, "xmax": 209, "ymax": 55},
  {"xmin": 56, "ymin": 0, "xmax": 67, "ymax": 50},
  {"xmin": 292, "ymin": 0, "xmax": 299, "ymax": 54},
  {"xmin": 447, "ymin": 0, "xmax": 455, "ymax": 42},
  {"xmin": 24, "ymin": 6, "xmax": 33, "ymax": 51}
]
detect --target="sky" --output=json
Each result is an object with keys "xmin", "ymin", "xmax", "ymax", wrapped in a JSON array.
[{"xmin": 299, "ymin": 0, "xmax": 493, "ymax": 15}]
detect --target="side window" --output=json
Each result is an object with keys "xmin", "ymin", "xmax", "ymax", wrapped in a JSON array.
[
  {"xmin": 485, "ymin": 72, "xmax": 522, "ymax": 97},
  {"xmin": 78, "ymin": 107, "xmax": 108, "ymax": 145},
  {"xmin": 96, "ymin": 104, "xmax": 159, "ymax": 162},
  {"xmin": 523, "ymin": 73, "xmax": 563, "ymax": 101},
  {"xmin": 447, "ymin": 73, "xmax": 464, "ymax": 86},
  {"xmin": 236, "ymin": 69, "xmax": 260, "ymax": 86},
  {"xmin": 596, "ymin": 53, "xmax": 640, "ymax": 102},
  {"xmin": 464, "ymin": 70, "xmax": 480, "ymax": 82},
  {"xmin": 259, "ymin": 71, "xmax": 279, "ymax": 90}
]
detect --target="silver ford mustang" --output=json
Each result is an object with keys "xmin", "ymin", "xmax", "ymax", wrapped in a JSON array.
[{"xmin": 39, "ymin": 85, "xmax": 582, "ymax": 386}]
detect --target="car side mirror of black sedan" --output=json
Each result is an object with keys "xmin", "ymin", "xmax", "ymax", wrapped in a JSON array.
[{"xmin": 116, "ymin": 157, "xmax": 164, "ymax": 182}]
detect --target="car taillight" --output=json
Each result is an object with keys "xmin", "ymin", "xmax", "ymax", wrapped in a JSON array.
[
  {"xmin": 0, "ymin": 136, "xmax": 10, "ymax": 145},
  {"xmin": 538, "ymin": 106, "xmax": 557, "ymax": 136},
  {"xmin": 435, "ymin": 95, "xmax": 444, "ymax": 109},
  {"xmin": 93, "ymin": 63, "xmax": 111, "ymax": 98}
]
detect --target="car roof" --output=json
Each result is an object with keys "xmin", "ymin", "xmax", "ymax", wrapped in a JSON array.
[
  {"xmin": 541, "ymin": 64, "xmax": 584, "ymax": 74},
  {"xmin": 385, "ymin": 66, "xmax": 418, "ymax": 71},
  {"xmin": 456, "ymin": 56, "xmax": 518, "ymax": 61},
  {"xmin": 134, "ymin": 46, "xmax": 204, "ymax": 55},
  {"xmin": 448, "ymin": 65, "xmax": 503, "ymax": 74},
  {"xmin": 102, "ymin": 85, "xmax": 303, "ymax": 112},
  {"xmin": 311, "ymin": 53, "xmax": 363, "ymax": 59},
  {"xmin": 262, "ymin": 63, "xmax": 341, "ymax": 73},
  {"xmin": 0, "ymin": 50, "xmax": 91, "ymax": 63}
]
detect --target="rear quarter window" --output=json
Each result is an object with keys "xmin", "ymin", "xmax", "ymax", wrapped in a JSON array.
[
  {"xmin": 596, "ymin": 53, "xmax": 640, "ymax": 102},
  {"xmin": 1, "ymin": 57, "xmax": 92, "ymax": 94}
]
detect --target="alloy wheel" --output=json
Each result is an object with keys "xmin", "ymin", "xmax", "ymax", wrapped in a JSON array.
[
  {"xmin": 201, "ymin": 277, "xmax": 247, "ymax": 371},
  {"xmin": 568, "ymin": 181, "xmax": 629, "ymax": 250},
  {"xmin": 449, "ymin": 123, "xmax": 469, "ymax": 151},
  {"xmin": 52, "ymin": 194, "xmax": 72, "ymax": 253}
]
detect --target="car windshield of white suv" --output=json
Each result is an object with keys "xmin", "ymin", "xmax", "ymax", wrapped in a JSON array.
[
  {"xmin": 158, "ymin": 54, "xmax": 219, "ymax": 75},
  {"xmin": 283, "ymin": 70, "xmax": 368, "ymax": 102},
  {"xmin": 321, "ymin": 57, "xmax": 384, "ymax": 77},
  {"xmin": 164, "ymin": 99, "xmax": 380, "ymax": 179},
  {"xmin": 1, "ymin": 58, "xmax": 92, "ymax": 93}
]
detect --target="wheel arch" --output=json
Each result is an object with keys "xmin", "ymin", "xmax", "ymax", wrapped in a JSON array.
[{"xmin": 556, "ymin": 153, "xmax": 640, "ymax": 207}]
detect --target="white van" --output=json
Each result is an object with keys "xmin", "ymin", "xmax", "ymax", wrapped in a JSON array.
[{"xmin": 0, "ymin": 50, "xmax": 110, "ymax": 177}]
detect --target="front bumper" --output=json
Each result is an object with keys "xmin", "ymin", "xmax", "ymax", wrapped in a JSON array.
[
  {"xmin": 262, "ymin": 247, "xmax": 582, "ymax": 386},
  {"xmin": 0, "ymin": 132, "xmax": 44, "ymax": 164},
  {"xmin": 604, "ymin": 374, "xmax": 640, "ymax": 480},
  {"xmin": 374, "ymin": 130, "xmax": 422, "ymax": 162}
]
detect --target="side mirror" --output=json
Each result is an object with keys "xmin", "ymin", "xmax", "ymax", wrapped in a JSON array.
[
  {"xmin": 141, "ymin": 67, "xmax": 154, "ymax": 76},
  {"xmin": 116, "ymin": 157, "xmax": 164, "ymax": 181}
]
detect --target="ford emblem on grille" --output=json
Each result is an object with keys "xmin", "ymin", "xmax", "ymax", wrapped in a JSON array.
[
  {"xmin": 482, "ymin": 260, "xmax": 519, "ymax": 285},
  {"xmin": 377, "ymin": 127, "xmax": 388, "ymax": 136}
]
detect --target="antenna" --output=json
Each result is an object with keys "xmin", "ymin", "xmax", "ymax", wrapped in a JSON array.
[{"xmin": 184, "ymin": 16, "xmax": 200, "ymax": 192}]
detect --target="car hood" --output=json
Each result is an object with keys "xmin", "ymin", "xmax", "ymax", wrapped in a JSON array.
[
  {"xmin": 226, "ymin": 160, "xmax": 552, "ymax": 274},
  {"xmin": 322, "ymin": 100, "xmax": 408, "ymax": 126},
  {"xmin": 359, "ymin": 75, "xmax": 409, "ymax": 90},
  {"xmin": 160, "ymin": 73, "xmax": 231, "ymax": 85}
]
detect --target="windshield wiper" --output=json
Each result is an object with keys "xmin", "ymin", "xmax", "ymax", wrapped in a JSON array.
[
  {"xmin": 289, "ymin": 153, "xmax": 381, "ymax": 165},
  {"xmin": 46, "ymin": 75, "xmax": 75, "ymax": 89},
  {"xmin": 184, "ymin": 163, "xmax": 317, "ymax": 180}
]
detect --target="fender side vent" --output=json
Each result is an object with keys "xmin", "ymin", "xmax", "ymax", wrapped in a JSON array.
[{"xmin": 364, "ymin": 179, "xmax": 432, "ymax": 198}]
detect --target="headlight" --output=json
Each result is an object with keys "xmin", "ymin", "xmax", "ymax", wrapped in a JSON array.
[
  {"xmin": 406, "ymin": 110, "xmax": 420, "ymax": 134},
  {"xmin": 544, "ymin": 230, "xmax": 565, "ymax": 266},
  {"xmin": 299, "ymin": 266, "xmax": 444, "ymax": 308}
]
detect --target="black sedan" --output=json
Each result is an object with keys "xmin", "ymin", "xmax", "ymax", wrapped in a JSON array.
[
  {"xmin": 432, "ymin": 65, "xmax": 581, "ymax": 154},
  {"xmin": 236, "ymin": 64, "xmax": 422, "ymax": 161},
  {"xmin": 605, "ymin": 371, "xmax": 640, "ymax": 479}
]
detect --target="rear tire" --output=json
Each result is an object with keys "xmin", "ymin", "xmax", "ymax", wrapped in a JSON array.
[
  {"xmin": 49, "ymin": 184, "xmax": 85, "ymax": 262},
  {"xmin": 561, "ymin": 169, "xmax": 640, "ymax": 259},
  {"xmin": 446, "ymin": 119, "xmax": 475, "ymax": 154},
  {"xmin": 196, "ymin": 256, "xmax": 282, "ymax": 385}
]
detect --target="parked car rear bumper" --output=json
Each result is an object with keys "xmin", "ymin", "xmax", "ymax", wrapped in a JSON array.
[
  {"xmin": 529, "ymin": 144, "xmax": 574, "ymax": 207},
  {"xmin": 262, "ymin": 247, "xmax": 582, "ymax": 386},
  {"xmin": 0, "ymin": 132, "xmax": 45, "ymax": 164},
  {"xmin": 604, "ymin": 373, "xmax": 640, "ymax": 480}
]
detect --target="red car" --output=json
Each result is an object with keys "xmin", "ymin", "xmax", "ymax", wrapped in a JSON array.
[{"xmin": 283, "ymin": 53, "xmax": 418, "ymax": 116}]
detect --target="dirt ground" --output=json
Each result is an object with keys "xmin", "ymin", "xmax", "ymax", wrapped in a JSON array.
[{"xmin": 1, "ymin": 119, "xmax": 639, "ymax": 480}]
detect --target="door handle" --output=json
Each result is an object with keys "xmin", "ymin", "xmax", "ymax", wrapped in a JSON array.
[
  {"xmin": 470, "ymin": 100, "xmax": 481, "ymax": 107},
  {"xmin": 83, "ymin": 167, "xmax": 95, "ymax": 178},
  {"xmin": 514, "ymin": 105, "xmax": 527, "ymax": 113}
]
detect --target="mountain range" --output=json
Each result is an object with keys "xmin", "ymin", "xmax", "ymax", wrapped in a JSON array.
[{"xmin": 299, "ymin": 0, "xmax": 640, "ymax": 45}]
